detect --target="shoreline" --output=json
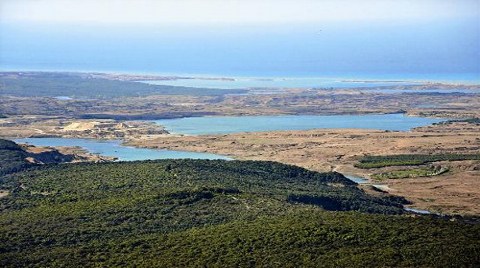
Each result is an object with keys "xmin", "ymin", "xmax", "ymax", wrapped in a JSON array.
[
  {"xmin": 0, "ymin": 112, "xmax": 450, "ymax": 141},
  {"xmin": 2, "ymin": 72, "xmax": 479, "ymax": 121},
  {"xmin": 1, "ymin": 70, "xmax": 479, "ymax": 86}
]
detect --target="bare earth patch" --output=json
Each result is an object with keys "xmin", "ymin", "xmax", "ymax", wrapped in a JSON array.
[{"xmin": 0, "ymin": 190, "xmax": 9, "ymax": 198}]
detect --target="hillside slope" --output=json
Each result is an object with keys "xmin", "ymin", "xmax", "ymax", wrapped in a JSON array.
[
  {"xmin": 0, "ymin": 139, "xmax": 74, "ymax": 176},
  {"xmin": 0, "ymin": 159, "xmax": 478, "ymax": 267}
]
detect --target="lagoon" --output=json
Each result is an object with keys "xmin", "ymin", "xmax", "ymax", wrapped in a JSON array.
[
  {"xmin": 14, "ymin": 138, "xmax": 231, "ymax": 161},
  {"xmin": 142, "ymin": 77, "xmax": 479, "ymax": 93},
  {"xmin": 142, "ymin": 77, "xmax": 420, "ymax": 89},
  {"xmin": 153, "ymin": 113, "xmax": 444, "ymax": 135}
]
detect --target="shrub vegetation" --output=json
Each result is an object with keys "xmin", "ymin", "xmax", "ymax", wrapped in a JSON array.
[
  {"xmin": 355, "ymin": 154, "xmax": 480, "ymax": 169},
  {"xmin": 0, "ymin": 157, "xmax": 478, "ymax": 267}
]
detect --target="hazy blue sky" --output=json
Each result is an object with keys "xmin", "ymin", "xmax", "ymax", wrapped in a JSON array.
[
  {"xmin": 1, "ymin": 0, "xmax": 479, "ymax": 79},
  {"xmin": 2, "ymin": 0, "xmax": 478, "ymax": 25}
]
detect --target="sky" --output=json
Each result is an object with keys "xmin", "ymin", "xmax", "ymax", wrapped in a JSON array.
[
  {"xmin": 0, "ymin": 0, "xmax": 479, "ymax": 79},
  {"xmin": 1, "ymin": 0, "xmax": 478, "ymax": 25}
]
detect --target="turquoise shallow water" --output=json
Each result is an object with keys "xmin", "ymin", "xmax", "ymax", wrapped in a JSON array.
[
  {"xmin": 14, "ymin": 138, "xmax": 231, "ymax": 161},
  {"xmin": 153, "ymin": 113, "xmax": 444, "ymax": 135},
  {"xmin": 142, "ymin": 77, "xmax": 421, "ymax": 89},
  {"xmin": 143, "ymin": 78, "xmax": 479, "ymax": 93}
]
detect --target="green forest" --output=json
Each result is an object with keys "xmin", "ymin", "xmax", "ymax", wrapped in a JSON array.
[
  {"xmin": 371, "ymin": 165, "xmax": 449, "ymax": 180},
  {"xmin": 0, "ymin": 139, "xmax": 32, "ymax": 176},
  {"xmin": 0, "ymin": 148, "xmax": 479, "ymax": 267},
  {"xmin": 355, "ymin": 153, "xmax": 480, "ymax": 169}
]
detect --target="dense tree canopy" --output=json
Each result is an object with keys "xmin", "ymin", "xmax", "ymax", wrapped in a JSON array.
[{"xmin": 0, "ymin": 156, "xmax": 478, "ymax": 267}]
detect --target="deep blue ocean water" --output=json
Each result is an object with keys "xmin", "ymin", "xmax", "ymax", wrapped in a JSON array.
[{"xmin": 1, "ymin": 21, "xmax": 478, "ymax": 83}]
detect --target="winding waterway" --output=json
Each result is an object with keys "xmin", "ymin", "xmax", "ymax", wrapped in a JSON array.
[{"xmin": 344, "ymin": 174, "xmax": 433, "ymax": 214}]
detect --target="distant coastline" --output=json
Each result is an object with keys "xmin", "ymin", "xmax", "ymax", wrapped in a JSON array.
[{"xmin": 1, "ymin": 68, "xmax": 479, "ymax": 85}]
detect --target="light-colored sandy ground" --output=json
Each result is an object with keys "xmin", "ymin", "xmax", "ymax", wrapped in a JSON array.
[
  {"xmin": 0, "ymin": 190, "xmax": 9, "ymax": 198},
  {"xmin": 0, "ymin": 117, "xmax": 168, "ymax": 140}
]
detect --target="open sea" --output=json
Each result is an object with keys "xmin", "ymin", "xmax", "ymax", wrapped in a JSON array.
[{"xmin": 1, "ymin": 21, "xmax": 479, "ymax": 84}]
